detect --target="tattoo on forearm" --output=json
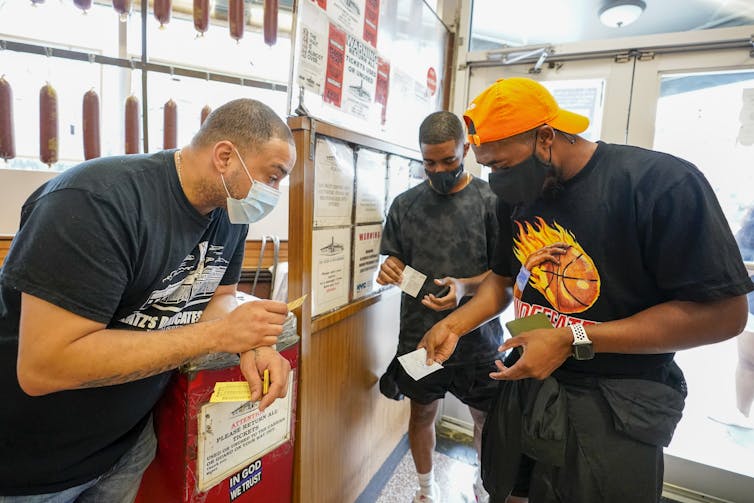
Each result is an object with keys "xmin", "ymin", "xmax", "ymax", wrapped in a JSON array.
[{"xmin": 76, "ymin": 358, "xmax": 192, "ymax": 389}]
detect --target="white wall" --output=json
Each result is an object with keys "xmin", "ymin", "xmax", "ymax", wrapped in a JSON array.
[
  {"xmin": 0, "ymin": 168, "xmax": 289, "ymax": 239},
  {"xmin": 0, "ymin": 169, "xmax": 58, "ymax": 235}
]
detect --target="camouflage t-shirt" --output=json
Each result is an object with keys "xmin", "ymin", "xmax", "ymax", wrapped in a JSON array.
[{"xmin": 381, "ymin": 176, "xmax": 503, "ymax": 364}]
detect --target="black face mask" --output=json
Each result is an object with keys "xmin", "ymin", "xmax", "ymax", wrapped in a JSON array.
[
  {"xmin": 488, "ymin": 136, "xmax": 549, "ymax": 205},
  {"xmin": 426, "ymin": 163, "xmax": 464, "ymax": 194}
]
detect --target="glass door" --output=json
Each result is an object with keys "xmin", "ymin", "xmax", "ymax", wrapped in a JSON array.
[{"xmin": 630, "ymin": 49, "xmax": 754, "ymax": 502}]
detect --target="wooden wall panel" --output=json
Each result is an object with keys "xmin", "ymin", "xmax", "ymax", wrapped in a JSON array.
[{"xmin": 297, "ymin": 290, "xmax": 408, "ymax": 503}]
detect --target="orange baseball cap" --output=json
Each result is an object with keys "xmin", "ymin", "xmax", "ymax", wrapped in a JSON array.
[{"xmin": 463, "ymin": 78, "xmax": 589, "ymax": 146}]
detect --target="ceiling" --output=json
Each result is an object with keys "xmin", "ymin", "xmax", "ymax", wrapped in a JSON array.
[{"xmin": 470, "ymin": 0, "xmax": 754, "ymax": 50}]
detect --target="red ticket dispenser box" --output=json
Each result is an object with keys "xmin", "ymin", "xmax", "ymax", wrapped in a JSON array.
[{"xmin": 136, "ymin": 315, "xmax": 298, "ymax": 503}]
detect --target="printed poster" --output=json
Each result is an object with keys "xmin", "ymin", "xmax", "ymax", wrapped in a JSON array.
[
  {"xmin": 352, "ymin": 223, "xmax": 382, "ymax": 300},
  {"xmin": 385, "ymin": 154, "xmax": 410, "ymax": 215},
  {"xmin": 324, "ymin": 23, "xmax": 347, "ymax": 108},
  {"xmin": 196, "ymin": 378, "xmax": 294, "ymax": 492},
  {"xmin": 375, "ymin": 57, "xmax": 390, "ymax": 125},
  {"xmin": 362, "ymin": 0, "xmax": 379, "ymax": 47},
  {"xmin": 297, "ymin": 0, "xmax": 329, "ymax": 95},
  {"xmin": 312, "ymin": 227, "xmax": 352, "ymax": 316},
  {"xmin": 342, "ymin": 33, "xmax": 378, "ymax": 121},
  {"xmin": 313, "ymin": 137, "xmax": 354, "ymax": 227},
  {"xmin": 329, "ymin": 0, "xmax": 366, "ymax": 39},
  {"xmin": 354, "ymin": 148, "xmax": 386, "ymax": 224}
]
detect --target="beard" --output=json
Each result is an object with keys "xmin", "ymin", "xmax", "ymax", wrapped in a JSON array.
[{"xmin": 541, "ymin": 167, "xmax": 565, "ymax": 201}]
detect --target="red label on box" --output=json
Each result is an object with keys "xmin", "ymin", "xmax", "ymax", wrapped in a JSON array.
[
  {"xmin": 324, "ymin": 23, "xmax": 346, "ymax": 108},
  {"xmin": 363, "ymin": 0, "xmax": 379, "ymax": 48}
]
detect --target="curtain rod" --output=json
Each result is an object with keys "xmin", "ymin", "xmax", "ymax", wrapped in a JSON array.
[{"xmin": 0, "ymin": 38, "xmax": 287, "ymax": 93}]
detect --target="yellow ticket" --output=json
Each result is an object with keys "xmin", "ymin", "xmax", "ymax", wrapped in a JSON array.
[
  {"xmin": 210, "ymin": 382, "xmax": 251, "ymax": 403},
  {"xmin": 263, "ymin": 369, "xmax": 270, "ymax": 395},
  {"xmin": 287, "ymin": 293, "xmax": 308, "ymax": 311}
]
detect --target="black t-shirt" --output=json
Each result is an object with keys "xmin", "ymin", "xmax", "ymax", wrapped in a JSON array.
[
  {"xmin": 0, "ymin": 151, "xmax": 247, "ymax": 495},
  {"xmin": 493, "ymin": 142, "xmax": 754, "ymax": 377},
  {"xmin": 381, "ymin": 176, "xmax": 503, "ymax": 364}
]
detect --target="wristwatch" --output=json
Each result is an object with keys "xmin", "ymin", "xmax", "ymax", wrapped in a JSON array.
[{"xmin": 570, "ymin": 323, "xmax": 594, "ymax": 360}]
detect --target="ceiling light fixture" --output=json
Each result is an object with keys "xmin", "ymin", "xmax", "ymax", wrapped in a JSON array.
[{"xmin": 599, "ymin": 0, "xmax": 646, "ymax": 28}]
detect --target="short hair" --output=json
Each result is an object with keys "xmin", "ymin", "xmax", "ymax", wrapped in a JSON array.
[
  {"xmin": 419, "ymin": 111, "xmax": 465, "ymax": 145},
  {"xmin": 191, "ymin": 98, "xmax": 293, "ymax": 154}
]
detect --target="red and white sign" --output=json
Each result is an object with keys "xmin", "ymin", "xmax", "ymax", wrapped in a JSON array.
[
  {"xmin": 324, "ymin": 23, "xmax": 347, "ymax": 108},
  {"xmin": 427, "ymin": 67, "xmax": 437, "ymax": 96}
]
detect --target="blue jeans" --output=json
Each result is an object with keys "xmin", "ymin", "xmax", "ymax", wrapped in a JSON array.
[{"xmin": 0, "ymin": 415, "xmax": 156, "ymax": 503}]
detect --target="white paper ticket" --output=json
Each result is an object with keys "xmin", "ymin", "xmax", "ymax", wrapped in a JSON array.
[{"xmin": 399, "ymin": 265, "xmax": 427, "ymax": 298}]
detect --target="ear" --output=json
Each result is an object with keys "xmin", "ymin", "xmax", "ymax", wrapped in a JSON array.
[
  {"xmin": 462, "ymin": 142, "xmax": 470, "ymax": 158},
  {"xmin": 211, "ymin": 140, "xmax": 235, "ymax": 174},
  {"xmin": 536, "ymin": 125, "xmax": 555, "ymax": 145}
]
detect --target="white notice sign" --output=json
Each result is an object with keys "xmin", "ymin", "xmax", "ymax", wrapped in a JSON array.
[
  {"xmin": 314, "ymin": 138, "xmax": 355, "ymax": 228},
  {"xmin": 352, "ymin": 223, "xmax": 382, "ymax": 300},
  {"xmin": 355, "ymin": 148, "xmax": 386, "ymax": 223},
  {"xmin": 196, "ymin": 378, "xmax": 294, "ymax": 492},
  {"xmin": 312, "ymin": 227, "xmax": 352, "ymax": 316}
]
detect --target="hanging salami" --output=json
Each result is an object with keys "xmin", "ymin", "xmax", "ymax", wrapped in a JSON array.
[
  {"xmin": 263, "ymin": 0, "xmax": 278, "ymax": 46},
  {"xmin": 200, "ymin": 105, "xmax": 211, "ymax": 126},
  {"xmin": 39, "ymin": 83, "xmax": 58, "ymax": 167},
  {"xmin": 82, "ymin": 89, "xmax": 101, "ymax": 160},
  {"xmin": 0, "ymin": 76, "xmax": 15, "ymax": 161},
  {"xmin": 74, "ymin": 0, "xmax": 92, "ymax": 12},
  {"xmin": 112, "ymin": 0, "xmax": 132, "ymax": 21},
  {"xmin": 125, "ymin": 95, "xmax": 140, "ymax": 154},
  {"xmin": 163, "ymin": 99, "xmax": 177, "ymax": 150},
  {"xmin": 228, "ymin": 0, "xmax": 245, "ymax": 42},
  {"xmin": 193, "ymin": 0, "xmax": 209, "ymax": 36},
  {"xmin": 154, "ymin": 0, "xmax": 171, "ymax": 28}
]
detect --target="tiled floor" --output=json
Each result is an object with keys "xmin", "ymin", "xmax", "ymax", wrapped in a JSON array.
[{"xmin": 358, "ymin": 424, "xmax": 482, "ymax": 503}]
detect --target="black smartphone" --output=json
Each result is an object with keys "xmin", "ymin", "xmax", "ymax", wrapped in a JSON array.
[{"xmin": 419, "ymin": 278, "xmax": 450, "ymax": 298}]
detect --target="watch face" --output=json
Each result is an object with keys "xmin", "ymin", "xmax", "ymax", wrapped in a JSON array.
[{"xmin": 573, "ymin": 343, "xmax": 595, "ymax": 360}]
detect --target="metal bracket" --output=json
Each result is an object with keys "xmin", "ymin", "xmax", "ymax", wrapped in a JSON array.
[
  {"xmin": 614, "ymin": 52, "xmax": 631, "ymax": 63},
  {"xmin": 528, "ymin": 47, "xmax": 552, "ymax": 74},
  {"xmin": 309, "ymin": 120, "xmax": 317, "ymax": 161},
  {"xmin": 750, "ymin": 35, "xmax": 754, "ymax": 57},
  {"xmin": 638, "ymin": 51, "xmax": 655, "ymax": 61}
]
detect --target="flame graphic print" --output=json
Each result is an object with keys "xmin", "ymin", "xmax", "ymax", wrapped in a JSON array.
[{"xmin": 513, "ymin": 217, "xmax": 601, "ymax": 314}]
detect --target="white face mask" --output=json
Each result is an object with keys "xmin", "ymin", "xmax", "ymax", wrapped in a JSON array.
[{"xmin": 221, "ymin": 147, "xmax": 280, "ymax": 224}]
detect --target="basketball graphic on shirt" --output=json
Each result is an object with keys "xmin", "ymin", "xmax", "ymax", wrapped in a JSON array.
[{"xmin": 513, "ymin": 217, "xmax": 600, "ymax": 314}]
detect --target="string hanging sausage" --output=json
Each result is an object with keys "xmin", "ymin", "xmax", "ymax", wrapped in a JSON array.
[
  {"xmin": 228, "ymin": 0, "xmax": 245, "ymax": 42},
  {"xmin": 82, "ymin": 89, "xmax": 101, "ymax": 160},
  {"xmin": 112, "ymin": 0, "xmax": 132, "ymax": 21},
  {"xmin": 39, "ymin": 82, "xmax": 58, "ymax": 167},
  {"xmin": 263, "ymin": 0, "xmax": 278, "ymax": 46},
  {"xmin": 0, "ymin": 76, "xmax": 15, "ymax": 161},
  {"xmin": 193, "ymin": 0, "xmax": 209, "ymax": 36},
  {"xmin": 125, "ymin": 95, "xmax": 140, "ymax": 154},
  {"xmin": 154, "ymin": 0, "xmax": 171, "ymax": 28},
  {"xmin": 163, "ymin": 99, "xmax": 177, "ymax": 150},
  {"xmin": 200, "ymin": 105, "xmax": 211, "ymax": 126},
  {"xmin": 74, "ymin": 0, "xmax": 92, "ymax": 12}
]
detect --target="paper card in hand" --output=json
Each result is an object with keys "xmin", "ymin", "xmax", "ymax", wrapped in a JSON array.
[{"xmin": 505, "ymin": 313, "xmax": 553, "ymax": 355}]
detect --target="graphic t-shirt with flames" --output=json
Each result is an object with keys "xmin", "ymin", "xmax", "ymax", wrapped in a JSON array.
[{"xmin": 492, "ymin": 142, "xmax": 753, "ymax": 376}]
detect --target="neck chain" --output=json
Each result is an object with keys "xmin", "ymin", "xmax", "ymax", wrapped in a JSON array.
[{"xmin": 175, "ymin": 150, "xmax": 184, "ymax": 188}]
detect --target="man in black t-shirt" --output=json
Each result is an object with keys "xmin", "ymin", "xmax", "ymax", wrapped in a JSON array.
[
  {"xmin": 377, "ymin": 111, "xmax": 503, "ymax": 503},
  {"xmin": 419, "ymin": 78, "xmax": 753, "ymax": 502},
  {"xmin": 0, "ymin": 99, "xmax": 295, "ymax": 501}
]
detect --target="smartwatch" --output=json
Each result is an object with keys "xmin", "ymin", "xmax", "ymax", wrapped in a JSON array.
[{"xmin": 570, "ymin": 323, "xmax": 594, "ymax": 360}]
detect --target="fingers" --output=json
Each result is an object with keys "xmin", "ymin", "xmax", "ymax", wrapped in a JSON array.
[
  {"xmin": 259, "ymin": 357, "xmax": 291, "ymax": 412},
  {"xmin": 256, "ymin": 299, "xmax": 289, "ymax": 315},
  {"xmin": 240, "ymin": 352, "xmax": 263, "ymax": 402}
]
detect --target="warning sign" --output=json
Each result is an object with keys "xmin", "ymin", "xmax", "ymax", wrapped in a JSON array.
[{"xmin": 196, "ymin": 377, "xmax": 294, "ymax": 492}]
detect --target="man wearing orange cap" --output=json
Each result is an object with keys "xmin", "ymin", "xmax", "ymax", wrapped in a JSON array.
[{"xmin": 419, "ymin": 77, "xmax": 753, "ymax": 502}]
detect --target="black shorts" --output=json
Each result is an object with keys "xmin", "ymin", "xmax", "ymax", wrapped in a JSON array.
[{"xmin": 391, "ymin": 357, "xmax": 500, "ymax": 412}]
